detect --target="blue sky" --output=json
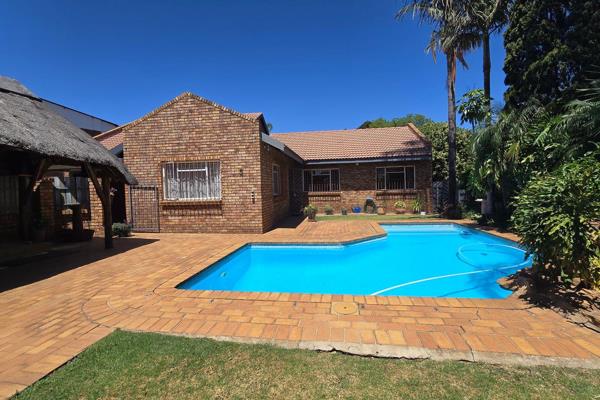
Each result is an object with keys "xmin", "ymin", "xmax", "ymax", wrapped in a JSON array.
[{"xmin": 1, "ymin": 0, "xmax": 506, "ymax": 132}]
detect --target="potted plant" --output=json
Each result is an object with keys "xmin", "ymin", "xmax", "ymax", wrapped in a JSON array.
[
  {"xmin": 32, "ymin": 218, "xmax": 46, "ymax": 242},
  {"xmin": 324, "ymin": 204, "xmax": 334, "ymax": 215},
  {"xmin": 303, "ymin": 204, "xmax": 318, "ymax": 221},
  {"xmin": 376, "ymin": 205, "xmax": 386, "ymax": 215},
  {"xmin": 341, "ymin": 207, "xmax": 348, "ymax": 215},
  {"xmin": 364, "ymin": 197, "xmax": 376, "ymax": 214},
  {"xmin": 413, "ymin": 196, "xmax": 423, "ymax": 214},
  {"xmin": 394, "ymin": 200, "xmax": 407, "ymax": 214},
  {"xmin": 351, "ymin": 205, "xmax": 361, "ymax": 213}
]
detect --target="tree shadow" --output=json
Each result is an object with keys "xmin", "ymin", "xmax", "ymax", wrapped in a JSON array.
[{"xmin": 0, "ymin": 236, "xmax": 158, "ymax": 292}]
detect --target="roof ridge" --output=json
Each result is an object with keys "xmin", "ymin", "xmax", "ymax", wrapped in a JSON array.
[{"xmin": 272, "ymin": 125, "xmax": 413, "ymax": 135}]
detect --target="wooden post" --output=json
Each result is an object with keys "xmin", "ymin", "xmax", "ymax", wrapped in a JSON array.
[
  {"xmin": 84, "ymin": 163, "xmax": 113, "ymax": 249},
  {"xmin": 19, "ymin": 159, "xmax": 50, "ymax": 240}
]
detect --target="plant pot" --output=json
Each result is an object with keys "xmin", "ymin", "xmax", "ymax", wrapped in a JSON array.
[
  {"xmin": 376, "ymin": 207, "xmax": 385, "ymax": 215},
  {"xmin": 395, "ymin": 208, "xmax": 407, "ymax": 215},
  {"xmin": 306, "ymin": 211, "xmax": 316, "ymax": 221},
  {"xmin": 341, "ymin": 209, "xmax": 348, "ymax": 215},
  {"xmin": 352, "ymin": 207, "xmax": 361, "ymax": 213}
]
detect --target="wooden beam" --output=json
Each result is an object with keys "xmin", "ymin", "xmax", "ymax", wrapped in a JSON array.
[
  {"xmin": 19, "ymin": 158, "xmax": 51, "ymax": 240},
  {"xmin": 84, "ymin": 163, "xmax": 113, "ymax": 249}
]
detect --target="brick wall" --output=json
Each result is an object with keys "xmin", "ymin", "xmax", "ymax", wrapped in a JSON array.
[
  {"xmin": 298, "ymin": 160, "xmax": 433, "ymax": 214},
  {"xmin": 119, "ymin": 94, "xmax": 269, "ymax": 234},
  {"xmin": 259, "ymin": 142, "xmax": 299, "ymax": 230}
]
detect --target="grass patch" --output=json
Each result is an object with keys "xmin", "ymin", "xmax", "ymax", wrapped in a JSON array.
[
  {"xmin": 15, "ymin": 331, "xmax": 600, "ymax": 399},
  {"xmin": 315, "ymin": 214, "xmax": 438, "ymax": 221}
]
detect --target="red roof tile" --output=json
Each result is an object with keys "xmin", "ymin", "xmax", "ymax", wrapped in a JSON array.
[{"xmin": 271, "ymin": 124, "xmax": 431, "ymax": 162}]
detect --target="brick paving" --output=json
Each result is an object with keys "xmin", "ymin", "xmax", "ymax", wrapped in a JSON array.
[{"xmin": 1, "ymin": 220, "xmax": 599, "ymax": 398}]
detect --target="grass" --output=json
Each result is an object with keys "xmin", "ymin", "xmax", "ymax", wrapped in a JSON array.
[
  {"xmin": 315, "ymin": 213, "xmax": 438, "ymax": 221},
  {"xmin": 15, "ymin": 331, "xmax": 600, "ymax": 400}
]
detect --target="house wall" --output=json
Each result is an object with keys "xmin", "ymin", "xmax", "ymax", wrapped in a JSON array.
[
  {"xmin": 106, "ymin": 95, "xmax": 273, "ymax": 234},
  {"xmin": 259, "ymin": 142, "xmax": 298, "ymax": 230},
  {"xmin": 298, "ymin": 160, "xmax": 433, "ymax": 214}
]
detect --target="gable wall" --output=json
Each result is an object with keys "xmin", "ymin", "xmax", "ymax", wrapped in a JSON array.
[{"xmin": 122, "ymin": 95, "xmax": 267, "ymax": 233}]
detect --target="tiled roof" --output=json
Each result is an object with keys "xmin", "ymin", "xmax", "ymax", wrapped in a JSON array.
[
  {"xmin": 95, "ymin": 125, "xmax": 126, "ymax": 151},
  {"xmin": 242, "ymin": 112, "xmax": 263, "ymax": 120},
  {"xmin": 271, "ymin": 124, "xmax": 431, "ymax": 162}
]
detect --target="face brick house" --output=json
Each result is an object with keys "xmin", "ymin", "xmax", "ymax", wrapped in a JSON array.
[{"xmin": 93, "ymin": 92, "xmax": 432, "ymax": 234}]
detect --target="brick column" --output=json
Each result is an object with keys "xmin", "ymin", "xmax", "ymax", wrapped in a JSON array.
[{"xmin": 38, "ymin": 178, "xmax": 55, "ymax": 238}]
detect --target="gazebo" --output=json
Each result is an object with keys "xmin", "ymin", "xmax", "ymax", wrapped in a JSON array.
[{"xmin": 0, "ymin": 76, "xmax": 137, "ymax": 249}]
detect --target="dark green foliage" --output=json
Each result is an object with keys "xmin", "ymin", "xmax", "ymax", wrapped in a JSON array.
[
  {"xmin": 419, "ymin": 121, "xmax": 473, "ymax": 187},
  {"xmin": 504, "ymin": 0, "xmax": 600, "ymax": 112},
  {"xmin": 111, "ymin": 223, "xmax": 132, "ymax": 237},
  {"xmin": 512, "ymin": 157, "xmax": 600, "ymax": 287},
  {"xmin": 358, "ymin": 114, "xmax": 433, "ymax": 129}
]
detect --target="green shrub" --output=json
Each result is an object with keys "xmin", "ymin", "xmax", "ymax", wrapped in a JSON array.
[
  {"xmin": 324, "ymin": 205, "xmax": 334, "ymax": 215},
  {"xmin": 512, "ymin": 157, "xmax": 600, "ymax": 288},
  {"xmin": 112, "ymin": 223, "xmax": 132, "ymax": 237},
  {"xmin": 303, "ymin": 204, "xmax": 318, "ymax": 221}
]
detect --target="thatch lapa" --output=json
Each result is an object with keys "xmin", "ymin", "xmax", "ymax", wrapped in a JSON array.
[{"xmin": 0, "ymin": 76, "xmax": 137, "ymax": 248}]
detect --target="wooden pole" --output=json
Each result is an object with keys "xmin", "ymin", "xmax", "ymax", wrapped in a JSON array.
[
  {"xmin": 19, "ymin": 159, "xmax": 50, "ymax": 240},
  {"xmin": 84, "ymin": 163, "xmax": 113, "ymax": 249}
]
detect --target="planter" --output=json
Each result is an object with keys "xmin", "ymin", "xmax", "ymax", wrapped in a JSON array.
[
  {"xmin": 376, "ymin": 206, "xmax": 386, "ymax": 215},
  {"xmin": 341, "ymin": 208, "xmax": 348, "ymax": 215},
  {"xmin": 394, "ymin": 208, "xmax": 408, "ymax": 215},
  {"xmin": 352, "ymin": 206, "xmax": 361, "ymax": 213}
]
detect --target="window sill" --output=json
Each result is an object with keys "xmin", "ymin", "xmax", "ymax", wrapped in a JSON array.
[
  {"xmin": 306, "ymin": 191, "xmax": 341, "ymax": 196},
  {"xmin": 376, "ymin": 189, "xmax": 417, "ymax": 195},
  {"xmin": 161, "ymin": 199, "xmax": 222, "ymax": 206}
]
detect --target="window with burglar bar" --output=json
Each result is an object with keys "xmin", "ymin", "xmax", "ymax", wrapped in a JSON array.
[
  {"xmin": 303, "ymin": 169, "xmax": 340, "ymax": 192},
  {"xmin": 162, "ymin": 161, "xmax": 221, "ymax": 200},
  {"xmin": 376, "ymin": 166, "xmax": 416, "ymax": 190}
]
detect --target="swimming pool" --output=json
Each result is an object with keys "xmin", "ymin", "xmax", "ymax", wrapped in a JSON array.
[{"xmin": 178, "ymin": 224, "xmax": 532, "ymax": 299}]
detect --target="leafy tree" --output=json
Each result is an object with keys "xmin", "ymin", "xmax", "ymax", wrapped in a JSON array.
[
  {"xmin": 419, "ymin": 121, "xmax": 473, "ymax": 186},
  {"xmin": 512, "ymin": 157, "xmax": 600, "ymax": 288},
  {"xmin": 398, "ymin": 0, "xmax": 478, "ymax": 218},
  {"xmin": 457, "ymin": 89, "xmax": 490, "ymax": 131},
  {"xmin": 358, "ymin": 114, "xmax": 432, "ymax": 129},
  {"xmin": 504, "ymin": 0, "xmax": 600, "ymax": 112}
]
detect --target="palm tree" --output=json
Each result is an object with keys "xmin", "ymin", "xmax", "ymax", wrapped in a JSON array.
[
  {"xmin": 397, "ymin": 0, "xmax": 477, "ymax": 217},
  {"xmin": 467, "ymin": 0, "xmax": 510, "ymax": 121}
]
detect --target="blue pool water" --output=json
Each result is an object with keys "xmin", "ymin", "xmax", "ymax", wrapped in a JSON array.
[{"xmin": 179, "ymin": 224, "xmax": 532, "ymax": 299}]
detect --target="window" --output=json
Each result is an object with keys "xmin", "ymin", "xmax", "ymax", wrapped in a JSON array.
[
  {"xmin": 303, "ymin": 169, "xmax": 340, "ymax": 192},
  {"xmin": 272, "ymin": 164, "xmax": 281, "ymax": 196},
  {"xmin": 53, "ymin": 176, "xmax": 90, "ymax": 208},
  {"xmin": 162, "ymin": 161, "xmax": 221, "ymax": 200},
  {"xmin": 376, "ymin": 166, "xmax": 415, "ymax": 190}
]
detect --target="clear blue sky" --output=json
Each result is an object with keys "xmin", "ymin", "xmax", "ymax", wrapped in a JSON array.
[{"xmin": 1, "ymin": 0, "xmax": 506, "ymax": 132}]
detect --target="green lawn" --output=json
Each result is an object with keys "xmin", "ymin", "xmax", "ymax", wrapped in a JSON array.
[
  {"xmin": 15, "ymin": 331, "xmax": 600, "ymax": 400},
  {"xmin": 315, "ymin": 213, "xmax": 439, "ymax": 221}
]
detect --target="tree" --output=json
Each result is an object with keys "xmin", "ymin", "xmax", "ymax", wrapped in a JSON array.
[
  {"xmin": 504, "ymin": 0, "xmax": 600, "ymax": 112},
  {"xmin": 397, "ymin": 0, "xmax": 477, "ymax": 218},
  {"xmin": 457, "ymin": 89, "xmax": 490, "ymax": 131},
  {"xmin": 358, "ymin": 114, "xmax": 432, "ymax": 129},
  {"xmin": 467, "ymin": 0, "xmax": 510, "ymax": 117}
]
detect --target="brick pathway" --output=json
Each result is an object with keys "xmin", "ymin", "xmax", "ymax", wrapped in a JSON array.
[{"xmin": 1, "ymin": 220, "xmax": 599, "ymax": 398}]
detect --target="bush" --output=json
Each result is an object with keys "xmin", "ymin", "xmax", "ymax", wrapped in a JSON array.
[
  {"xmin": 324, "ymin": 205, "xmax": 334, "ymax": 215},
  {"xmin": 112, "ymin": 223, "xmax": 132, "ymax": 237},
  {"xmin": 512, "ymin": 157, "xmax": 600, "ymax": 288},
  {"xmin": 303, "ymin": 204, "xmax": 318, "ymax": 221}
]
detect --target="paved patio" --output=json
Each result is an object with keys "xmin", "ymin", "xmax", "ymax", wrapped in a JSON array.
[{"xmin": 1, "ymin": 219, "xmax": 599, "ymax": 398}]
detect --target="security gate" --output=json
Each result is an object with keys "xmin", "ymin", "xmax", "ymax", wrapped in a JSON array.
[{"xmin": 129, "ymin": 185, "xmax": 160, "ymax": 232}]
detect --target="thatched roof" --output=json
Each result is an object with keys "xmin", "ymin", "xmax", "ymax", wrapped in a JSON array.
[{"xmin": 0, "ymin": 76, "xmax": 136, "ymax": 184}]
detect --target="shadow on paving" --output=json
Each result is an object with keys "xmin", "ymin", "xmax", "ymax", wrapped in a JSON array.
[{"xmin": 0, "ymin": 236, "xmax": 158, "ymax": 292}]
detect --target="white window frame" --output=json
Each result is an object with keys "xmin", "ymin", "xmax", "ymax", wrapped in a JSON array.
[
  {"xmin": 272, "ymin": 163, "xmax": 281, "ymax": 196},
  {"xmin": 302, "ymin": 169, "xmax": 340, "ymax": 192},
  {"xmin": 376, "ymin": 165, "xmax": 416, "ymax": 190},
  {"xmin": 162, "ymin": 161, "xmax": 221, "ymax": 201}
]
